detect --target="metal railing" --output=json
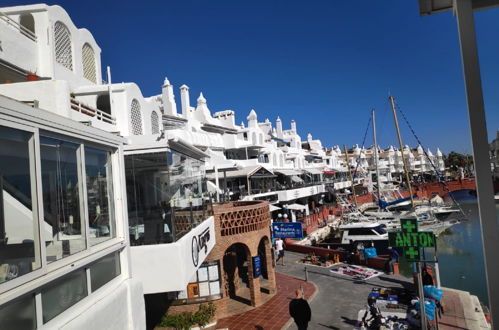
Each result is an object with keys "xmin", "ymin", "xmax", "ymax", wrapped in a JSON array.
[
  {"xmin": 0, "ymin": 11, "xmax": 37, "ymax": 42},
  {"xmin": 70, "ymin": 98, "xmax": 116, "ymax": 125}
]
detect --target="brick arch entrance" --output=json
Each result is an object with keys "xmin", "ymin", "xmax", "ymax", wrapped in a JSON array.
[
  {"xmin": 223, "ymin": 243, "xmax": 252, "ymax": 304},
  {"xmin": 257, "ymin": 236, "xmax": 276, "ymax": 294}
]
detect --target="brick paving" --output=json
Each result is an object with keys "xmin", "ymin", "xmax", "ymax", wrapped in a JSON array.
[{"xmin": 215, "ymin": 273, "xmax": 317, "ymax": 330}]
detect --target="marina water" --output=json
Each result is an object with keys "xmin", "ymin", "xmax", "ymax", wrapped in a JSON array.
[{"xmin": 398, "ymin": 194, "xmax": 498, "ymax": 307}]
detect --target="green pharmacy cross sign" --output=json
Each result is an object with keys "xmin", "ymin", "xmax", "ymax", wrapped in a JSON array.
[{"xmin": 388, "ymin": 218, "xmax": 436, "ymax": 261}]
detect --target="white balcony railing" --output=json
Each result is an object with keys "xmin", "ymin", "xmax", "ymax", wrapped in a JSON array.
[
  {"xmin": 0, "ymin": 11, "xmax": 37, "ymax": 42},
  {"xmin": 70, "ymin": 98, "xmax": 116, "ymax": 125}
]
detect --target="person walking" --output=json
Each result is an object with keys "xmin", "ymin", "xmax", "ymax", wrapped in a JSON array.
[
  {"xmin": 275, "ymin": 237, "xmax": 285, "ymax": 266},
  {"xmin": 289, "ymin": 288, "xmax": 312, "ymax": 330}
]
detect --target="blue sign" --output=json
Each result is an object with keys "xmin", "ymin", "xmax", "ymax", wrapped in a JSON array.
[
  {"xmin": 252, "ymin": 256, "xmax": 261, "ymax": 278},
  {"xmin": 272, "ymin": 222, "xmax": 303, "ymax": 239}
]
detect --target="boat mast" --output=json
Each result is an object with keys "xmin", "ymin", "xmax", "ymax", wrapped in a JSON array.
[
  {"xmin": 372, "ymin": 109, "xmax": 382, "ymax": 208},
  {"xmin": 343, "ymin": 144, "xmax": 358, "ymax": 207},
  {"xmin": 389, "ymin": 96, "xmax": 415, "ymax": 207}
]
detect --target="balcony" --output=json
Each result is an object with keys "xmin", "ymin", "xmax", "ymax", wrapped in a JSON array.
[
  {"xmin": 0, "ymin": 12, "xmax": 38, "ymax": 79},
  {"xmin": 70, "ymin": 98, "xmax": 116, "ymax": 125}
]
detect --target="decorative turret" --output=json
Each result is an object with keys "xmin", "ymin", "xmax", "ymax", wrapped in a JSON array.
[
  {"xmin": 197, "ymin": 92, "xmax": 206, "ymax": 106},
  {"xmin": 436, "ymin": 148, "xmax": 443, "ymax": 157},
  {"xmin": 241, "ymin": 121, "xmax": 245, "ymax": 129},
  {"xmin": 417, "ymin": 144, "xmax": 424, "ymax": 155},
  {"xmin": 307, "ymin": 133, "xmax": 313, "ymax": 142},
  {"xmin": 161, "ymin": 77, "xmax": 177, "ymax": 116},
  {"xmin": 276, "ymin": 116, "xmax": 283, "ymax": 138},
  {"xmin": 247, "ymin": 109, "xmax": 257, "ymax": 128},
  {"xmin": 180, "ymin": 84, "xmax": 190, "ymax": 119},
  {"xmin": 427, "ymin": 148, "xmax": 433, "ymax": 157},
  {"xmin": 291, "ymin": 120, "xmax": 297, "ymax": 133}
]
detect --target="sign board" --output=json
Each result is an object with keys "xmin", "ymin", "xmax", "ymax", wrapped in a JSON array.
[
  {"xmin": 388, "ymin": 218, "xmax": 436, "ymax": 261},
  {"xmin": 272, "ymin": 222, "xmax": 303, "ymax": 239},
  {"xmin": 253, "ymin": 256, "xmax": 261, "ymax": 278}
]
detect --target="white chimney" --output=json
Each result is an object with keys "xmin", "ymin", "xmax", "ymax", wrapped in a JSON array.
[
  {"xmin": 180, "ymin": 84, "xmax": 190, "ymax": 119},
  {"xmin": 276, "ymin": 116, "xmax": 283, "ymax": 138},
  {"xmin": 291, "ymin": 120, "xmax": 297, "ymax": 133},
  {"xmin": 162, "ymin": 77, "xmax": 177, "ymax": 116}
]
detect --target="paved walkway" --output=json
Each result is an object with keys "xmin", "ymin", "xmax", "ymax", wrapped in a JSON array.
[
  {"xmin": 277, "ymin": 251, "xmax": 412, "ymax": 330},
  {"xmin": 216, "ymin": 272, "xmax": 317, "ymax": 330}
]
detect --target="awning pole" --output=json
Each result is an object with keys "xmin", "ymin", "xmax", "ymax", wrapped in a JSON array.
[{"xmin": 454, "ymin": 0, "xmax": 499, "ymax": 325}]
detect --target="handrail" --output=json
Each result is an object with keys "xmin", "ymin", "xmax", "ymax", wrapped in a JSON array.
[
  {"xmin": 70, "ymin": 98, "xmax": 116, "ymax": 125},
  {"xmin": 0, "ymin": 11, "xmax": 37, "ymax": 42}
]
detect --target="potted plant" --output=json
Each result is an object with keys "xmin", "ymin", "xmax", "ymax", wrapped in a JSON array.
[{"xmin": 27, "ymin": 70, "xmax": 38, "ymax": 81}]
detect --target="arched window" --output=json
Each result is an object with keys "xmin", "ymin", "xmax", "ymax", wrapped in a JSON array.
[
  {"xmin": 20, "ymin": 13, "xmax": 35, "ymax": 35},
  {"xmin": 82, "ymin": 43, "xmax": 97, "ymax": 83},
  {"xmin": 130, "ymin": 99, "xmax": 143, "ymax": 135},
  {"xmin": 96, "ymin": 94, "xmax": 111, "ymax": 115},
  {"xmin": 151, "ymin": 111, "xmax": 160, "ymax": 134},
  {"xmin": 252, "ymin": 132, "xmax": 257, "ymax": 145},
  {"xmin": 54, "ymin": 21, "xmax": 73, "ymax": 71}
]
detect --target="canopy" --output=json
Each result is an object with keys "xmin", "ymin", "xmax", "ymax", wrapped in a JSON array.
[
  {"xmin": 275, "ymin": 169, "xmax": 302, "ymax": 176},
  {"xmin": 304, "ymin": 168, "xmax": 322, "ymax": 175},
  {"xmin": 269, "ymin": 204, "xmax": 281, "ymax": 212},
  {"xmin": 291, "ymin": 175, "xmax": 304, "ymax": 183},
  {"xmin": 206, "ymin": 181, "xmax": 222, "ymax": 194},
  {"xmin": 324, "ymin": 170, "xmax": 336, "ymax": 175},
  {"xmin": 286, "ymin": 203, "xmax": 308, "ymax": 211}
]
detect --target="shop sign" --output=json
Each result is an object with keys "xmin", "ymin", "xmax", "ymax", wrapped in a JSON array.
[
  {"xmin": 272, "ymin": 222, "xmax": 303, "ymax": 239},
  {"xmin": 192, "ymin": 227, "xmax": 211, "ymax": 267},
  {"xmin": 388, "ymin": 218, "xmax": 436, "ymax": 261},
  {"xmin": 253, "ymin": 256, "xmax": 261, "ymax": 278}
]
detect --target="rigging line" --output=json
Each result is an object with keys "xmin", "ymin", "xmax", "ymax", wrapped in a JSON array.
[
  {"xmin": 394, "ymin": 101, "xmax": 466, "ymax": 217},
  {"xmin": 352, "ymin": 115, "xmax": 372, "ymax": 180}
]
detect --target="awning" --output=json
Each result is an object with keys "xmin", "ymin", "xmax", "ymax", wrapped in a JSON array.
[
  {"xmin": 304, "ymin": 168, "xmax": 322, "ymax": 175},
  {"xmin": 286, "ymin": 203, "xmax": 308, "ymax": 211},
  {"xmin": 275, "ymin": 169, "xmax": 302, "ymax": 176},
  {"xmin": 291, "ymin": 175, "xmax": 304, "ymax": 183},
  {"xmin": 269, "ymin": 205, "xmax": 281, "ymax": 212},
  {"xmin": 206, "ymin": 181, "xmax": 222, "ymax": 194},
  {"xmin": 168, "ymin": 137, "xmax": 209, "ymax": 160},
  {"xmin": 206, "ymin": 165, "xmax": 274, "ymax": 180},
  {"xmin": 324, "ymin": 171, "xmax": 336, "ymax": 175}
]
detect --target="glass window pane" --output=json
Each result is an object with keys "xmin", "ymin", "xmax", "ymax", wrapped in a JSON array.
[
  {"xmin": 40, "ymin": 136, "xmax": 85, "ymax": 263},
  {"xmin": 0, "ymin": 294, "xmax": 37, "ymax": 330},
  {"xmin": 0, "ymin": 125, "xmax": 40, "ymax": 283},
  {"xmin": 42, "ymin": 269, "xmax": 87, "ymax": 323},
  {"xmin": 125, "ymin": 152, "xmax": 173, "ymax": 246},
  {"xmin": 85, "ymin": 147, "xmax": 114, "ymax": 246},
  {"xmin": 89, "ymin": 251, "xmax": 120, "ymax": 291}
]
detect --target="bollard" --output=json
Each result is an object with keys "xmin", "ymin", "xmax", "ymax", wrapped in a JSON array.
[{"xmin": 304, "ymin": 267, "xmax": 308, "ymax": 282}]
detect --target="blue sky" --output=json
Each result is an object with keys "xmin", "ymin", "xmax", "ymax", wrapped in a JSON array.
[{"xmin": 4, "ymin": 0, "xmax": 499, "ymax": 153}]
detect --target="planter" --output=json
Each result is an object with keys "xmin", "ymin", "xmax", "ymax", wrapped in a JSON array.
[{"xmin": 27, "ymin": 73, "xmax": 38, "ymax": 81}]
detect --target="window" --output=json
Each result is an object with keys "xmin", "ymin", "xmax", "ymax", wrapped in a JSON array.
[
  {"xmin": 19, "ymin": 13, "xmax": 35, "ymax": 37},
  {"xmin": 41, "ymin": 268, "xmax": 87, "ymax": 323},
  {"xmin": 0, "ymin": 125, "xmax": 41, "ymax": 283},
  {"xmin": 54, "ymin": 22, "xmax": 73, "ymax": 71},
  {"xmin": 0, "ymin": 294, "xmax": 36, "ymax": 330},
  {"xmin": 151, "ymin": 111, "xmax": 159, "ymax": 134},
  {"xmin": 130, "ymin": 99, "xmax": 142, "ymax": 135},
  {"xmin": 82, "ymin": 43, "xmax": 97, "ymax": 83},
  {"xmin": 96, "ymin": 94, "xmax": 111, "ymax": 115},
  {"xmin": 176, "ymin": 261, "xmax": 221, "ymax": 303},
  {"xmin": 85, "ymin": 146, "xmax": 114, "ymax": 246},
  {"xmin": 89, "ymin": 251, "xmax": 120, "ymax": 291},
  {"xmin": 349, "ymin": 228, "xmax": 376, "ymax": 236},
  {"xmin": 125, "ymin": 150, "xmax": 210, "ymax": 245},
  {"xmin": 40, "ymin": 135, "xmax": 86, "ymax": 263}
]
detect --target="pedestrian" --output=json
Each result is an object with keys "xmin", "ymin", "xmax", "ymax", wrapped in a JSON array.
[
  {"xmin": 387, "ymin": 247, "xmax": 399, "ymax": 275},
  {"xmin": 289, "ymin": 288, "xmax": 311, "ymax": 330},
  {"xmin": 275, "ymin": 237, "xmax": 285, "ymax": 266}
]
